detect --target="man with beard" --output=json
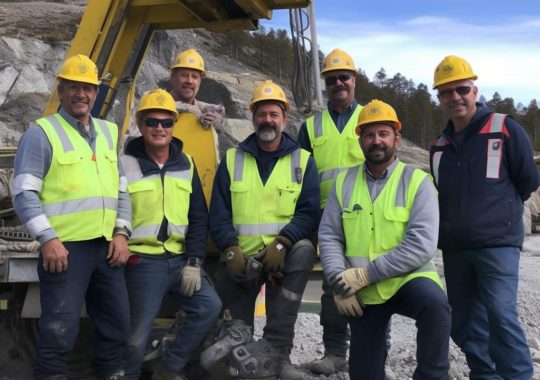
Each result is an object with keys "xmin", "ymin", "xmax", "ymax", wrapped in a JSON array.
[
  {"xmin": 12, "ymin": 55, "xmax": 131, "ymax": 380},
  {"xmin": 297, "ymin": 48, "xmax": 365, "ymax": 375},
  {"xmin": 430, "ymin": 55, "xmax": 538, "ymax": 379},
  {"xmin": 319, "ymin": 100, "xmax": 451, "ymax": 379},
  {"xmin": 209, "ymin": 80, "xmax": 319, "ymax": 379}
]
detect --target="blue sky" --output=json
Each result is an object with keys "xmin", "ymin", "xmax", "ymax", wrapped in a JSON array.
[{"xmin": 260, "ymin": 0, "xmax": 540, "ymax": 106}]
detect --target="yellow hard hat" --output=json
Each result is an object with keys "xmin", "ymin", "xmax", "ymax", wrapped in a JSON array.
[
  {"xmin": 56, "ymin": 54, "xmax": 99, "ymax": 85},
  {"xmin": 355, "ymin": 99, "xmax": 402, "ymax": 134},
  {"xmin": 136, "ymin": 88, "xmax": 178, "ymax": 117},
  {"xmin": 170, "ymin": 48, "xmax": 205, "ymax": 75},
  {"xmin": 433, "ymin": 55, "xmax": 478, "ymax": 89},
  {"xmin": 249, "ymin": 80, "xmax": 290, "ymax": 112},
  {"xmin": 321, "ymin": 48, "xmax": 356, "ymax": 74}
]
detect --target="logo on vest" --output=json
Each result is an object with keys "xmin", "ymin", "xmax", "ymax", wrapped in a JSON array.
[{"xmin": 492, "ymin": 141, "xmax": 500, "ymax": 150}]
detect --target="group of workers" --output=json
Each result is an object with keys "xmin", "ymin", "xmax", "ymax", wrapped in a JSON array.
[{"xmin": 11, "ymin": 43, "xmax": 539, "ymax": 380}]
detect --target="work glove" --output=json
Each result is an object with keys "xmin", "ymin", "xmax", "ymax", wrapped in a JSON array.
[
  {"xmin": 225, "ymin": 245, "xmax": 248, "ymax": 282},
  {"xmin": 199, "ymin": 104, "xmax": 225, "ymax": 129},
  {"xmin": 179, "ymin": 257, "xmax": 202, "ymax": 297},
  {"xmin": 334, "ymin": 293, "xmax": 364, "ymax": 318},
  {"xmin": 261, "ymin": 235, "xmax": 292, "ymax": 273},
  {"xmin": 243, "ymin": 250, "xmax": 266, "ymax": 282},
  {"xmin": 333, "ymin": 267, "xmax": 370, "ymax": 297}
]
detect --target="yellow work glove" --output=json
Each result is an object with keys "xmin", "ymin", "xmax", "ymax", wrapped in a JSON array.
[
  {"xmin": 335, "ymin": 267, "xmax": 370, "ymax": 297},
  {"xmin": 261, "ymin": 235, "xmax": 292, "ymax": 273},
  {"xmin": 225, "ymin": 245, "xmax": 247, "ymax": 282},
  {"xmin": 334, "ymin": 293, "xmax": 364, "ymax": 318},
  {"xmin": 179, "ymin": 257, "xmax": 202, "ymax": 297}
]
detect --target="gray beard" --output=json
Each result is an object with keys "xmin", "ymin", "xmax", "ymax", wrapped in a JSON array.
[{"xmin": 256, "ymin": 128, "xmax": 278, "ymax": 142}]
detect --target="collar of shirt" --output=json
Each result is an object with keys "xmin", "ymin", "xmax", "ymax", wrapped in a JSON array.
[
  {"xmin": 59, "ymin": 106, "xmax": 97, "ymax": 140},
  {"xmin": 363, "ymin": 159, "xmax": 400, "ymax": 202},
  {"xmin": 327, "ymin": 100, "xmax": 358, "ymax": 132}
]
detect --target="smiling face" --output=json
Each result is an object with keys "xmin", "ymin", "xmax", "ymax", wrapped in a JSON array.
[
  {"xmin": 170, "ymin": 67, "xmax": 202, "ymax": 104},
  {"xmin": 252, "ymin": 102, "xmax": 287, "ymax": 150},
  {"xmin": 324, "ymin": 70, "xmax": 356, "ymax": 107},
  {"xmin": 57, "ymin": 80, "xmax": 98, "ymax": 124},
  {"xmin": 437, "ymin": 79, "xmax": 478, "ymax": 126},
  {"xmin": 359, "ymin": 123, "xmax": 400, "ymax": 168},
  {"xmin": 138, "ymin": 110, "xmax": 175, "ymax": 152}
]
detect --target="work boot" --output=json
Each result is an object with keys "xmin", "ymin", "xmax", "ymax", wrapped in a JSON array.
[
  {"xmin": 305, "ymin": 354, "xmax": 348, "ymax": 375},
  {"xmin": 104, "ymin": 370, "xmax": 126, "ymax": 380},
  {"xmin": 278, "ymin": 354, "xmax": 305, "ymax": 380},
  {"xmin": 151, "ymin": 363, "xmax": 188, "ymax": 380}
]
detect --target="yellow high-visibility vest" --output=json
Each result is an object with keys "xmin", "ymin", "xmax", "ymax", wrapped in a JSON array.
[
  {"xmin": 306, "ymin": 107, "xmax": 365, "ymax": 208},
  {"xmin": 37, "ymin": 114, "xmax": 119, "ymax": 242},
  {"xmin": 121, "ymin": 154, "xmax": 194, "ymax": 254},
  {"xmin": 226, "ymin": 147, "xmax": 309, "ymax": 254},
  {"xmin": 335, "ymin": 162, "xmax": 443, "ymax": 304}
]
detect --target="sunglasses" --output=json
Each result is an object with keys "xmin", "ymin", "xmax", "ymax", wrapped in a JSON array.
[
  {"xmin": 324, "ymin": 73, "xmax": 352, "ymax": 86},
  {"xmin": 437, "ymin": 86, "xmax": 472, "ymax": 99},
  {"xmin": 143, "ymin": 118, "xmax": 175, "ymax": 129}
]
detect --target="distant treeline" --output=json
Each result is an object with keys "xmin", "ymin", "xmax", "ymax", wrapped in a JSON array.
[{"xmin": 215, "ymin": 27, "xmax": 540, "ymax": 151}]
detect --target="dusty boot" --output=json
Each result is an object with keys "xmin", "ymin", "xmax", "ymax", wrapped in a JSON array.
[
  {"xmin": 278, "ymin": 354, "xmax": 305, "ymax": 380},
  {"xmin": 305, "ymin": 354, "xmax": 348, "ymax": 375},
  {"xmin": 151, "ymin": 363, "xmax": 187, "ymax": 380}
]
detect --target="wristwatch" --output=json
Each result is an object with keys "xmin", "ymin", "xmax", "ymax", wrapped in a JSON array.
[{"xmin": 187, "ymin": 257, "xmax": 203, "ymax": 267}]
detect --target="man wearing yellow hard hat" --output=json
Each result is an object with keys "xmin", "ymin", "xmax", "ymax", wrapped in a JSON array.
[
  {"xmin": 320, "ymin": 99, "xmax": 451, "ymax": 379},
  {"xmin": 297, "ymin": 48, "xmax": 365, "ymax": 375},
  {"xmin": 12, "ymin": 54, "xmax": 131, "ymax": 379},
  {"xmin": 431, "ymin": 55, "xmax": 538, "ymax": 379},
  {"xmin": 120, "ymin": 88, "xmax": 221, "ymax": 380},
  {"xmin": 209, "ymin": 80, "xmax": 319, "ymax": 379}
]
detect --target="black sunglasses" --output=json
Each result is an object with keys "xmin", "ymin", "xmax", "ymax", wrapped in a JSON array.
[
  {"xmin": 325, "ymin": 73, "xmax": 352, "ymax": 86},
  {"xmin": 437, "ymin": 86, "xmax": 472, "ymax": 99},
  {"xmin": 143, "ymin": 118, "xmax": 175, "ymax": 129}
]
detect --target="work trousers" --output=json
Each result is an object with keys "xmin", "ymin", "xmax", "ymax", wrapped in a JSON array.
[
  {"xmin": 443, "ymin": 247, "xmax": 533, "ymax": 380},
  {"xmin": 124, "ymin": 254, "xmax": 221, "ymax": 379},
  {"xmin": 348, "ymin": 277, "xmax": 451, "ymax": 380},
  {"xmin": 34, "ymin": 238, "xmax": 130, "ymax": 380},
  {"xmin": 215, "ymin": 239, "xmax": 315, "ymax": 351}
]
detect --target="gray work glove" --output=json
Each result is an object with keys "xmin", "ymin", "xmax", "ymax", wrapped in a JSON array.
[
  {"xmin": 334, "ymin": 293, "xmax": 364, "ymax": 318},
  {"xmin": 180, "ymin": 257, "xmax": 202, "ymax": 297},
  {"xmin": 260, "ymin": 235, "xmax": 292, "ymax": 273},
  {"xmin": 333, "ymin": 267, "xmax": 370, "ymax": 297}
]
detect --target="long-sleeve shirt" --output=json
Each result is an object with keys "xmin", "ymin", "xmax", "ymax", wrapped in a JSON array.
[
  {"xmin": 12, "ymin": 107, "xmax": 131, "ymax": 244},
  {"xmin": 319, "ymin": 159, "xmax": 439, "ymax": 284}
]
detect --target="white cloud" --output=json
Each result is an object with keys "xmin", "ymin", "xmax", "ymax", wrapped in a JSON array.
[{"xmin": 315, "ymin": 16, "xmax": 540, "ymax": 104}]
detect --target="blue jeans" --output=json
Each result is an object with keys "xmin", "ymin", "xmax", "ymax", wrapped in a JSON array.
[
  {"xmin": 348, "ymin": 277, "xmax": 451, "ymax": 380},
  {"xmin": 124, "ymin": 254, "xmax": 221, "ymax": 379},
  {"xmin": 34, "ymin": 238, "xmax": 130, "ymax": 380},
  {"xmin": 443, "ymin": 247, "xmax": 533, "ymax": 380}
]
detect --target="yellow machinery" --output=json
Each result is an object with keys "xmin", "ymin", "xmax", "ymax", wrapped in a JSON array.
[{"xmin": 0, "ymin": 0, "xmax": 311, "ymax": 371}]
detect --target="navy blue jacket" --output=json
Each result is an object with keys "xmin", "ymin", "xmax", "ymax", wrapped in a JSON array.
[
  {"xmin": 209, "ymin": 132, "xmax": 320, "ymax": 250},
  {"xmin": 124, "ymin": 137, "xmax": 209, "ymax": 259},
  {"xmin": 430, "ymin": 103, "xmax": 540, "ymax": 250}
]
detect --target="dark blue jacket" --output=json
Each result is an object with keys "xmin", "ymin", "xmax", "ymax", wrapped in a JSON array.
[
  {"xmin": 430, "ymin": 103, "xmax": 540, "ymax": 250},
  {"xmin": 209, "ymin": 132, "xmax": 320, "ymax": 250},
  {"xmin": 124, "ymin": 137, "xmax": 209, "ymax": 259}
]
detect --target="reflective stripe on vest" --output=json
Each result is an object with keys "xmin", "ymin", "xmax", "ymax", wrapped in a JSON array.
[
  {"xmin": 227, "ymin": 147, "xmax": 309, "ymax": 254},
  {"xmin": 37, "ymin": 114, "xmax": 119, "ymax": 241},
  {"xmin": 122, "ymin": 154, "xmax": 193, "ymax": 255},
  {"xmin": 480, "ymin": 113, "xmax": 508, "ymax": 180},
  {"xmin": 336, "ymin": 162, "xmax": 442, "ymax": 304},
  {"xmin": 306, "ymin": 107, "xmax": 364, "ymax": 208}
]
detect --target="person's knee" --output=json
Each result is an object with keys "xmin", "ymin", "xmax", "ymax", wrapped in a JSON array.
[{"xmin": 285, "ymin": 239, "xmax": 315, "ymax": 272}]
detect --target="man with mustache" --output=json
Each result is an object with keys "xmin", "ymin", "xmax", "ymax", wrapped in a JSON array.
[
  {"xmin": 297, "ymin": 48, "xmax": 365, "ymax": 375},
  {"xmin": 430, "ymin": 55, "xmax": 538, "ymax": 379},
  {"xmin": 209, "ymin": 80, "xmax": 320, "ymax": 379},
  {"xmin": 12, "ymin": 55, "xmax": 131, "ymax": 380},
  {"xmin": 320, "ymin": 99, "xmax": 451, "ymax": 379}
]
